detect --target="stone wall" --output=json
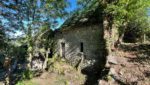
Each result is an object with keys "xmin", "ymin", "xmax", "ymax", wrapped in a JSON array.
[{"xmin": 54, "ymin": 25, "xmax": 104, "ymax": 67}]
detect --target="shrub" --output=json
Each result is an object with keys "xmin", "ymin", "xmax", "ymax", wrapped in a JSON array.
[
  {"xmin": 21, "ymin": 69, "xmax": 33, "ymax": 80},
  {"xmin": 16, "ymin": 81, "xmax": 37, "ymax": 85},
  {"xmin": 16, "ymin": 81, "xmax": 25, "ymax": 85}
]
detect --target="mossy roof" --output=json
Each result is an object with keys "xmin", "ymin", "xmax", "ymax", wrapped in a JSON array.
[{"xmin": 57, "ymin": 7, "xmax": 103, "ymax": 31}]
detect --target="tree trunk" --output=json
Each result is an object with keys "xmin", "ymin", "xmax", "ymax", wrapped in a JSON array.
[
  {"xmin": 110, "ymin": 20, "xmax": 116, "ymax": 50},
  {"xmin": 27, "ymin": 24, "xmax": 32, "ymax": 69},
  {"xmin": 5, "ymin": 66, "xmax": 10, "ymax": 85},
  {"xmin": 143, "ymin": 34, "xmax": 146, "ymax": 43},
  {"xmin": 43, "ymin": 48, "xmax": 50, "ymax": 70},
  {"xmin": 116, "ymin": 22, "xmax": 127, "ymax": 47},
  {"xmin": 4, "ymin": 56, "xmax": 12, "ymax": 85},
  {"xmin": 77, "ymin": 52, "xmax": 84, "ymax": 73},
  {"xmin": 27, "ymin": 53, "xmax": 32, "ymax": 69},
  {"xmin": 103, "ymin": 17, "xmax": 111, "ymax": 67},
  {"xmin": 117, "ymin": 32, "xmax": 124, "ymax": 45},
  {"xmin": 102, "ymin": 0, "xmax": 113, "ymax": 68},
  {"xmin": 16, "ymin": 0, "xmax": 32, "ymax": 69}
]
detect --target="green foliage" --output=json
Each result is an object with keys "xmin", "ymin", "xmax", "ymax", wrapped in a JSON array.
[
  {"xmin": 48, "ymin": 54, "xmax": 62, "ymax": 64},
  {"xmin": 123, "ymin": 4, "xmax": 150, "ymax": 42},
  {"xmin": 15, "ymin": 38, "xmax": 26, "ymax": 46},
  {"xmin": 21, "ymin": 69, "xmax": 33, "ymax": 80},
  {"xmin": 65, "ymin": 80, "xmax": 69, "ymax": 85},
  {"xmin": 47, "ymin": 55, "xmax": 74, "ymax": 75},
  {"xmin": 1, "ymin": 0, "xmax": 71, "ymax": 69},
  {"xmin": 39, "ymin": 24, "xmax": 54, "ymax": 48},
  {"xmin": 16, "ymin": 81, "xmax": 25, "ymax": 85},
  {"xmin": 0, "ymin": 29, "xmax": 6, "ymax": 50},
  {"xmin": 77, "ymin": 0, "xmax": 150, "ymax": 25},
  {"xmin": 47, "ymin": 55, "xmax": 64, "ymax": 74},
  {"xmin": 16, "ymin": 81, "xmax": 38, "ymax": 85},
  {"xmin": 77, "ymin": 0, "xmax": 150, "ymax": 44},
  {"xmin": 107, "ymin": 75, "xmax": 113, "ymax": 82},
  {"xmin": 103, "ymin": 0, "xmax": 150, "ymax": 28},
  {"xmin": 32, "ymin": 24, "xmax": 54, "ymax": 57}
]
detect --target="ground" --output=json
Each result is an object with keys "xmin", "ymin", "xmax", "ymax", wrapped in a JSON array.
[
  {"xmin": 15, "ymin": 58, "xmax": 86, "ymax": 85},
  {"xmin": 0, "ymin": 43, "xmax": 150, "ymax": 85},
  {"xmin": 27, "ymin": 71, "xmax": 85, "ymax": 85},
  {"xmin": 100, "ymin": 43, "xmax": 150, "ymax": 85}
]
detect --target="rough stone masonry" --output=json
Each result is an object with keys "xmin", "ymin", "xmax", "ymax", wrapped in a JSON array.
[{"xmin": 54, "ymin": 24, "xmax": 104, "ymax": 68}]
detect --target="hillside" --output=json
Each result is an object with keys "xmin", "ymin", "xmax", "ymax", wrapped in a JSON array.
[
  {"xmin": 1, "ymin": 43, "xmax": 148, "ymax": 85},
  {"xmin": 99, "ymin": 43, "xmax": 150, "ymax": 85}
]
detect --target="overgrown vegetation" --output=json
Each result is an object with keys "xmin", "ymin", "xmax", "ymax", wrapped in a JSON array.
[
  {"xmin": 0, "ymin": 0, "xmax": 150, "ymax": 85},
  {"xmin": 47, "ymin": 55, "xmax": 73, "ymax": 74}
]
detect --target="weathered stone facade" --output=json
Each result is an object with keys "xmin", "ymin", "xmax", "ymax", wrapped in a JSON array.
[{"xmin": 55, "ymin": 24, "xmax": 104, "ymax": 67}]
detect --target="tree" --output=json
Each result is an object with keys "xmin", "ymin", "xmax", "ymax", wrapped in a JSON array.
[
  {"xmin": 0, "ymin": 0, "xmax": 21, "ymax": 54},
  {"xmin": 15, "ymin": 0, "xmax": 70, "ymax": 69},
  {"xmin": 124, "ymin": 9, "xmax": 150, "ymax": 43},
  {"xmin": 1, "ymin": 0, "xmax": 71, "ymax": 69},
  {"xmin": 0, "ymin": 29, "xmax": 5, "ymax": 50},
  {"xmin": 114, "ymin": 0, "xmax": 150, "ymax": 45},
  {"xmin": 77, "ymin": 0, "xmax": 150, "ymax": 67},
  {"xmin": 33, "ymin": 22, "xmax": 54, "ymax": 70}
]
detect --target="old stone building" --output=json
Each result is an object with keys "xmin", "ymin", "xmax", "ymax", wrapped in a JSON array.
[
  {"xmin": 54, "ymin": 12, "xmax": 105, "ymax": 67},
  {"xmin": 55, "ymin": 25, "xmax": 103, "ymax": 59}
]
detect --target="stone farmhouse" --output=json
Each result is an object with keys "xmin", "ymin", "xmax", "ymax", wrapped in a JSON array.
[{"xmin": 54, "ymin": 10, "xmax": 105, "ymax": 67}]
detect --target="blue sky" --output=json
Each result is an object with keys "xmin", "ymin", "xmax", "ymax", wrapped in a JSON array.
[
  {"xmin": 5, "ymin": 0, "xmax": 150, "ymax": 37},
  {"xmin": 56, "ymin": 0, "xmax": 77, "ymax": 29},
  {"xmin": 57, "ymin": 1, "xmax": 150, "ymax": 29},
  {"xmin": 148, "ymin": 9, "xmax": 150, "ymax": 16},
  {"xmin": 10, "ymin": 0, "xmax": 77, "ymax": 37}
]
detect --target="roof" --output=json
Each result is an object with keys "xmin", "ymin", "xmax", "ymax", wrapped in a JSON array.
[{"xmin": 57, "ymin": 7, "xmax": 103, "ymax": 31}]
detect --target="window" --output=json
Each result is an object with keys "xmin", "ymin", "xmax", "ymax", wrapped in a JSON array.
[
  {"xmin": 80, "ymin": 42, "xmax": 83, "ymax": 52},
  {"xmin": 61, "ymin": 42, "xmax": 65, "ymax": 57}
]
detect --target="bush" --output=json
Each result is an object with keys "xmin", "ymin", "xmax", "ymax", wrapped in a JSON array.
[
  {"xmin": 16, "ymin": 81, "xmax": 37, "ymax": 85},
  {"xmin": 21, "ymin": 69, "xmax": 33, "ymax": 80},
  {"xmin": 16, "ymin": 81, "xmax": 25, "ymax": 85}
]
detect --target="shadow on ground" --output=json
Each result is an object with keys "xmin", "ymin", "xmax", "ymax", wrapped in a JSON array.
[
  {"xmin": 81, "ymin": 43, "xmax": 150, "ymax": 85},
  {"xmin": 81, "ymin": 57, "xmax": 108, "ymax": 85},
  {"xmin": 120, "ymin": 44, "xmax": 150, "ymax": 55},
  {"xmin": 120, "ymin": 43, "xmax": 150, "ymax": 64}
]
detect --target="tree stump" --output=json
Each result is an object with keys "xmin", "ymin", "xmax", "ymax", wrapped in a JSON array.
[
  {"xmin": 3, "ymin": 56, "xmax": 13, "ymax": 85},
  {"xmin": 77, "ymin": 52, "xmax": 84, "ymax": 73}
]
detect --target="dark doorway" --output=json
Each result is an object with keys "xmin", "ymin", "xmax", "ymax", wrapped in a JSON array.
[
  {"xmin": 49, "ymin": 49, "xmax": 53, "ymax": 58},
  {"xmin": 61, "ymin": 42, "xmax": 65, "ymax": 57},
  {"xmin": 80, "ymin": 42, "xmax": 83, "ymax": 52}
]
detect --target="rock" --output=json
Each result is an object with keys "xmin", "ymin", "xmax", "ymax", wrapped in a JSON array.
[
  {"xmin": 109, "ymin": 68, "xmax": 116, "ymax": 75},
  {"xmin": 0, "ymin": 82, "xmax": 4, "ymax": 85},
  {"xmin": 108, "ymin": 55, "xmax": 118, "ymax": 65},
  {"xmin": 107, "ymin": 75, "xmax": 116, "ymax": 82},
  {"xmin": 121, "ymin": 64, "xmax": 126, "ymax": 67},
  {"xmin": 67, "ymin": 52, "xmax": 82, "ymax": 67},
  {"xmin": 138, "ymin": 54, "xmax": 149, "ymax": 58},
  {"xmin": 67, "ymin": 52, "xmax": 96, "ymax": 69},
  {"xmin": 32, "ymin": 59, "xmax": 43, "ymax": 70},
  {"xmin": 98, "ymin": 80, "xmax": 108, "ymax": 85},
  {"xmin": 111, "ymin": 75, "xmax": 118, "ymax": 81},
  {"xmin": 119, "ymin": 69, "xmax": 126, "ymax": 75},
  {"xmin": 87, "ymin": 61, "xmax": 91, "ymax": 64},
  {"xmin": 143, "ymin": 55, "xmax": 149, "ymax": 58}
]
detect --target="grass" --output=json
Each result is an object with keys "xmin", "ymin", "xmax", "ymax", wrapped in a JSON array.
[{"xmin": 16, "ymin": 80, "xmax": 39, "ymax": 85}]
